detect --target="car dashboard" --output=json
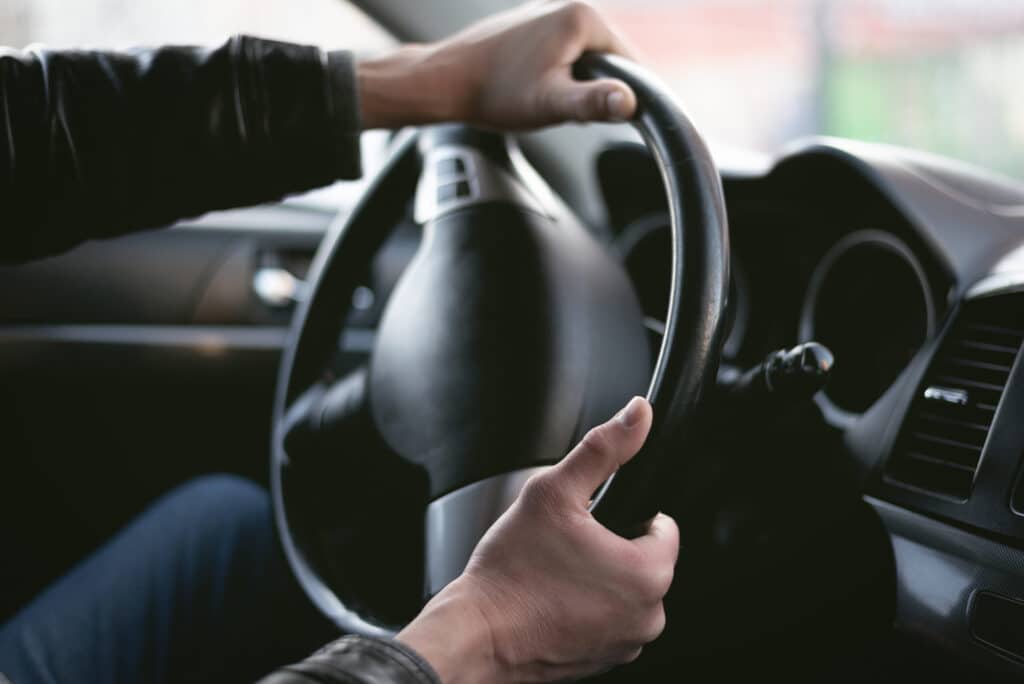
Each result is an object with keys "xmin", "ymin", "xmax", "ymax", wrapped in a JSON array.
[{"xmin": 591, "ymin": 136, "xmax": 1024, "ymax": 678}]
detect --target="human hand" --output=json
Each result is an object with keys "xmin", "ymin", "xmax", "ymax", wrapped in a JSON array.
[
  {"xmin": 357, "ymin": 1, "xmax": 637, "ymax": 130},
  {"xmin": 397, "ymin": 396, "xmax": 679, "ymax": 683}
]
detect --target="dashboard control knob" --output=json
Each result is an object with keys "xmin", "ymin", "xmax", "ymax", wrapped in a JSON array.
[{"xmin": 724, "ymin": 342, "xmax": 835, "ymax": 405}]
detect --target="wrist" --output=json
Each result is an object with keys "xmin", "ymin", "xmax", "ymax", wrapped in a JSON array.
[
  {"xmin": 356, "ymin": 44, "xmax": 467, "ymax": 129},
  {"xmin": 396, "ymin": 577, "xmax": 508, "ymax": 684}
]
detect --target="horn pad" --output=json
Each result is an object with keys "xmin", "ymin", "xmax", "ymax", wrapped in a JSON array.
[{"xmin": 370, "ymin": 140, "xmax": 650, "ymax": 499}]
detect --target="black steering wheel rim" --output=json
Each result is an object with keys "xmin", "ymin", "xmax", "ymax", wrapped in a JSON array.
[
  {"xmin": 578, "ymin": 54, "xmax": 730, "ymax": 533},
  {"xmin": 271, "ymin": 53, "xmax": 730, "ymax": 636}
]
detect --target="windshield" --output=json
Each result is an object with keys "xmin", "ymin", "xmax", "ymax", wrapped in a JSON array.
[
  {"xmin": 0, "ymin": 0, "xmax": 393, "ymax": 52},
  {"xmin": 592, "ymin": 0, "xmax": 1024, "ymax": 180}
]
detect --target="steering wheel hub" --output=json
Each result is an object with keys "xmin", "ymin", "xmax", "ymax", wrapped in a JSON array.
[{"xmin": 371, "ymin": 127, "xmax": 651, "ymax": 499}]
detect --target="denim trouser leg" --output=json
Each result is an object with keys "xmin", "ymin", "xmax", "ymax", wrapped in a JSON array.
[{"xmin": 0, "ymin": 475, "xmax": 337, "ymax": 684}]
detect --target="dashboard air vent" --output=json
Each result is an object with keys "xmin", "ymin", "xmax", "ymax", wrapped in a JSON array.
[{"xmin": 886, "ymin": 293, "xmax": 1024, "ymax": 500}]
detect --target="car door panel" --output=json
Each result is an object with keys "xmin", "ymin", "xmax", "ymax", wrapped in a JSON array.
[{"xmin": 0, "ymin": 204, "xmax": 330, "ymax": 620}]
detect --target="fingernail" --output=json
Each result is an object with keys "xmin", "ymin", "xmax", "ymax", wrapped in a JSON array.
[
  {"xmin": 617, "ymin": 396, "xmax": 645, "ymax": 428},
  {"xmin": 606, "ymin": 90, "xmax": 630, "ymax": 121}
]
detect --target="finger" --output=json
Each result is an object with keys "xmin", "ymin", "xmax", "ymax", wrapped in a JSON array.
[
  {"xmin": 542, "ymin": 73, "xmax": 636, "ymax": 122},
  {"xmin": 556, "ymin": 1, "xmax": 637, "ymax": 59},
  {"xmin": 632, "ymin": 512, "xmax": 680, "ymax": 567},
  {"xmin": 551, "ymin": 396, "xmax": 652, "ymax": 501}
]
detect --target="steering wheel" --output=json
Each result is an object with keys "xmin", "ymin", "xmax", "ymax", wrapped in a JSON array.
[{"xmin": 271, "ymin": 53, "xmax": 729, "ymax": 636}]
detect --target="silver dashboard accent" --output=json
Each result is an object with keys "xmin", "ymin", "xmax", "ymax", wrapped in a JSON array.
[
  {"xmin": 923, "ymin": 385, "xmax": 970, "ymax": 406},
  {"xmin": 799, "ymin": 229, "xmax": 936, "ymax": 426},
  {"xmin": 253, "ymin": 267, "xmax": 306, "ymax": 307},
  {"xmin": 424, "ymin": 467, "xmax": 548, "ymax": 597},
  {"xmin": 966, "ymin": 268, "xmax": 1024, "ymax": 301},
  {"xmin": 414, "ymin": 143, "xmax": 547, "ymax": 224}
]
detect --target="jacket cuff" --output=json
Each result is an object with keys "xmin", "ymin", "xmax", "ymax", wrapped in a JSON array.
[
  {"xmin": 262, "ymin": 635, "xmax": 441, "ymax": 684},
  {"xmin": 231, "ymin": 36, "xmax": 364, "ymax": 191},
  {"xmin": 326, "ymin": 49, "xmax": 363, "ymax": 180}
]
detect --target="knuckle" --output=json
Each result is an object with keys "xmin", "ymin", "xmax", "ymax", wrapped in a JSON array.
[
  {"xmin": 572, "ymin": 97, "xmax": 590, "ymax": 123},
  {"xmin": 584, "ymin": 87, "xmax": 607, "ymax": 116},
  {"xmin": 634, "ymin": 562, "xmax": 674, "ymax": 603},
  {"xmin": 637, "ymin": 579, "xmax": 661, "ymax": 605},
  {"xmin": 519, "ymin": 472, "xmax": 562, "ymax": 513},
  {"xmin": 650, "ymin": 561, "xmax": 676, "ymax": 597},
  {"xmin": 579, "ymin": 424, "xmax": 612, "ymax": 457},
  {"xmin": 643, "ymin": 605, "xmax": 667, "ymax": 642},
  {"xmin": 658, "ymin": 512, "xmax": 681, "ymax": 541},
  {"xmin": 535, "ymin": 84, "xmax": 562, "ymax": 124},
  {"xmin": 558, "ymin": 1, "xmax": 595, "ymax": 33}
]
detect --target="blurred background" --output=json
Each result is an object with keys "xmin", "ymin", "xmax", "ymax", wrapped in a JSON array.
[
  {"xmin": 1, "ymin": 0, "xmax": 1022, "ymax": 179},
  {"xmin": 592, "ymin": 0, "xmax": 1024, "ymax": 179}
]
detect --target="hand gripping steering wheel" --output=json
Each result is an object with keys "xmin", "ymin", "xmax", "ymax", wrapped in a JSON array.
[{"xmin": 271, "ymin": 54, "xmax": 730, "ymax": 636}]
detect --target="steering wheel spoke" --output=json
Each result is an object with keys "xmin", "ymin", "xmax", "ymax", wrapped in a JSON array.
[
  {"xmin": 282, "ymin": 365, "xmax": 371, "ymax": 467},
  {"xmin": 281, "ymin": 364, "xmax": 431, "ymax": 628}
]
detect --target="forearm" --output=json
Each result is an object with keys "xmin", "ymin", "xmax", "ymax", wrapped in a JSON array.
[
  {"xmin": 395, "ymin": 578, "xmax": 503, "ymax": 684},
  {"xmin": 0, "ymin": 36, "xmax": 362, "ymax": 264},
  {"xmin": 357, "ymin": 45, "xmax": 461, "ymax": 130}
]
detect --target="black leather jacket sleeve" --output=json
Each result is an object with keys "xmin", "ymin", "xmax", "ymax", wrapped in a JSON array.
[
  {"xmin": 0, "ymin": 35, "xmax": 362, "ymax": 264},
  {"xmin": 259, "ymin": 636, "xmax": 441, "ymax": 684},
  {"xmin": 1, "ymin": 37, "xmax": 445, "ymax": 683}
]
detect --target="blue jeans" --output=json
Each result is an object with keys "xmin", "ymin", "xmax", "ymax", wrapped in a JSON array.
[{"xmin": 0, "ymin": 475, "xmax": 337, "ymax": 684}]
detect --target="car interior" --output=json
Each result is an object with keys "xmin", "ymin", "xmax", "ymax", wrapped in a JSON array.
[{"xmin": 3, "ymin": 0, "xmax": 1024, "ymax": 682}]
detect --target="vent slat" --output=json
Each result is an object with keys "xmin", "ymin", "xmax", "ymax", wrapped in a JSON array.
[
  {"xmin": 909, "ymin": 431, "xmax": 982, "ymax": 452},
  {"xmin": 916, "ymin": 412, "xmax": 991, "ymax": 440},
  {"xmin": 932, "ymin": 362, "xmax": 1012, "ymax": 388},
  {"xmin": 902, "ymin": 451, "xmax": 977, "ymax": 473},
  {"xmin": 940, "ymin": 357, "xmax": 1014, "ymax": 373},
  {"xmin": 887, "ymin": 456, "xmax": 976, "ymax": 501},
  {"xmin": 951, "ymin": 339, "xmax": 1020, "ymax": 355},
  {"xmin": 931, "ymin": 375, "xmax": 1005, "ymax": 392},
  {"xmin": 904, "ymin": 433, "xmax": 982, "ymax": 468},
  {"xmin": 917, "ymin": 411, "xmax": 990, "ymax": 431},
  {"xmin": 887, "ymin": 293, "xmax": 1024, "ymax": 501},
  {"xmin": 947, "ymin": 341, "xmax": 1019, "ymax": 368},
  {"xmin": 962, "ymin": 321, "xmax": 1024, "ymax": 338}
]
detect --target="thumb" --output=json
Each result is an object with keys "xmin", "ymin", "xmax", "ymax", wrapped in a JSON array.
[
  {"xmin": 542, "ymin": 74, "xmax": 636, "ymax": 123},
  {"xmin": 632, "ymin": 512, "xmax": 680, "ymax": 567},
  {"xmin": 551, "ymin": 396, "xmax": 652, "ymax": 502}
]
